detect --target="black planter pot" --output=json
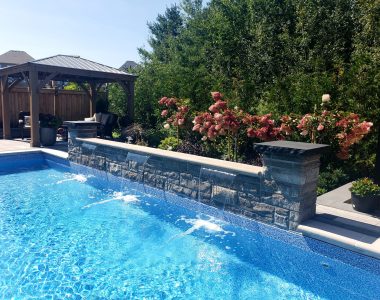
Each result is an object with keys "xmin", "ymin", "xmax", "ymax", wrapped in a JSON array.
[
  {"xmin": 351, "ymin": 193, "xmax": 379, "ymax": 213},
  {"xmin": 40, "ymin": 127, "xmax": 57, "ymax": 146}
]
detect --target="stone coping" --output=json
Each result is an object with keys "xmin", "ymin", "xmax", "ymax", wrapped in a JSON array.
[
  {"xmin": 298, "ymin": 219, "xmax": 380, "ymax": 260},
  {"xmin": 0, "ymin": 148, "xmax": 68, "ymax": 159},
  {"xmin": 63, "ymin": 121, "xmax": 100, "ymax": 128},
  {"xmin": 77, "ymin": 138, "xmax": 264, "ymax": 177},
  {"xmin": 255, "ymin": 140, "xmax": 329, "ymax": 156}
]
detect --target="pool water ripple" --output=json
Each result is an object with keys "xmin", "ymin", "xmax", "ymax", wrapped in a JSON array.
[{"xmin": 0, "ymin": 164, "xmax": 379, "ymax": 299}]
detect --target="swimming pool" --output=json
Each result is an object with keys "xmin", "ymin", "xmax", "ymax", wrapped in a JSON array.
[{"xmin": 0, "ymin": 152, "xmax": 379, "ymax": 299}]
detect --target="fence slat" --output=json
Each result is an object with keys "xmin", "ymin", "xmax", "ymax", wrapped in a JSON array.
[{"xmin": 0, "ymin": 88, "xmax": 91, "ymax": 127}]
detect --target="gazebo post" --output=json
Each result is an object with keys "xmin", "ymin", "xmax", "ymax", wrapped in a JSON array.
[
  {"xmin": 89, "ymin": 82, "xmax": 97, "ymax": 116},
  {"xmin": 29, "ymin": 68, "xmax": 40, "ymax": 147},
  {"xmin": 127, "ymin": 80, "xmax": 135, "ymax": 125},
  {"xmin": 1, "ymin": 76, "xmax": 12, "ymax": 139}
]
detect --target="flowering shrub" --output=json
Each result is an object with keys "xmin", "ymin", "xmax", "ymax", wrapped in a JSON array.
[
  {"xmin": 159, "ymin": 97, "xmax": 189, "ymax": 128},
  {"xmin": 159, "ymin": 92, "xmax": 373, "ymax": 161},
  {"xmin": 192, "ymin": 92, "xmax": 241, "ymax": 140},
  {"xmin": 242, "ymin": 113, "xmax": 282, "ymax": 141},
  {"xmin": 191, "ymin": 92, "xmax": 243, "ymax": 160},
  {"xmin": 280, "ymin": 108, "xmax": 373, "ymax": 159},
  {"xmin": 158, "ymin": 97, "xmax": 190, "ymax": 142},
  {"xmin": 334, "ymin": 114, "xmax": 373, "ymax": 159}
]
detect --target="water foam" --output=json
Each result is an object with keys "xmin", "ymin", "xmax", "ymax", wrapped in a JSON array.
[
  {"xmin": 82, "ymin": 192, "xmax": 139, "ymax": 209},
  {"xmin": 57, "ymin": 174, "xmax": 90, "ymax": 184},
  {"xmin": 170, "ymin": 216, "xmax": 235, "ymax": 241}
]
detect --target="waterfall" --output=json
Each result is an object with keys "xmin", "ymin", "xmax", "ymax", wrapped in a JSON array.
[{"xmin": 199, "ymin": 167, "xmax": 237, "ymax": 211}]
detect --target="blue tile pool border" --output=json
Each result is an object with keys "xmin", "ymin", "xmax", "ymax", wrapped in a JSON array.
[{"xmin": 1, "ymin": 151, "xmax": 380, "ymax": 276}]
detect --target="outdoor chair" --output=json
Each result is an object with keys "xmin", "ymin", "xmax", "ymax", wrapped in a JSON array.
[
  {"xmin": 86, "ymin": 112, "xmax": 118, "ymax": 138},
  {"xmin": 18, "ymin": 111, "xmax": 31, "ymax": 140}
]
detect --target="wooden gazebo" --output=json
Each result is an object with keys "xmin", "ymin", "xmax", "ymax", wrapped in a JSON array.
[{"xmin": 0, "ymin": 55, "xmax": 137, "ymax": 147}]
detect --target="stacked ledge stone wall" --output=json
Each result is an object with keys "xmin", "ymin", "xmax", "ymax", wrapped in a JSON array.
[{"xmin": 66, "ymin": 122, "xmax": 327, "ymax": 230}]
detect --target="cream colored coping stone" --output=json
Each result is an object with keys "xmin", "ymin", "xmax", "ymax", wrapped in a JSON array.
[
  {"xmin": 77, "ymin": 138, "xmax": 264, "ymax": 177},
  {"xmin": 298, "ymin": 220, "xmax": 380, "ymax": 260},
  {"xmin": 0, "ymin": 148, "xmax": 68, "ymax": 159}
]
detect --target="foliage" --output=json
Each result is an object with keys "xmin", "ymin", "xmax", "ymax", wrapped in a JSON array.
[
  {"xmin": 350, "ymin": 178, "xmax": 380, "ymax": 197},
  {"xmin": 129, "ymin": 0, "xmax": 379, "ymax": 191},
  {"xmin": 143, "ymin": 128, "xmax": 167, "ymax": 148},
  {"xmin": 121, "ymin": 123, "xmax": 146, "ymax": 144},
  {"xmin": 108, "ymin": 83, "xmax": 127, "ymax": 125},
  {"xmin": 158, "ymin": 136, "xmax": 182, "ymax": 151},
  {"xmin": 39, "ymin": 114, "xmax": 62, "ymax": 128},
  {"xmin": 112, "ymin": 129, "xmax": 121, "ymax": 140},
  {"xmin": 317, "ymin": 167, "xmax": 350, "ymax": 196},
  {"xmin": 63, "ymin": 82, "xmax": 81, "ymax": 91},
  {"xmin": 176, "ymin": 139, "xmax": 207, "ymax": 156}
]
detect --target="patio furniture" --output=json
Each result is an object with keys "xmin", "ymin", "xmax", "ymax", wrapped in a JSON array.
[
  {"xmin": 86, "ymin": 113, "xmax": 118, "ymax": 138},
  {"xmin": 18, "ymin": 111, "xmax": 31, "ymax": 140}
]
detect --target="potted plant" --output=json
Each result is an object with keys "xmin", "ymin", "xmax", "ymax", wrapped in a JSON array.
[
  {"xmin": 349, "ymin": 178, "xmax": 380, "ymax": 213},
  {"xmin": 39, "ymin": 113, "xmax": 62, "ymax": 146}
]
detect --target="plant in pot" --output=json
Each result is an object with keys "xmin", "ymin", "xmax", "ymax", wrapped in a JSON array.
[
  {"xmin": 349, "ymin": 178, "xmax": 380, "ymax": 213},
  {"xmin": 39, "ymin": 113, "xmax": 62, "ymax": 146}
]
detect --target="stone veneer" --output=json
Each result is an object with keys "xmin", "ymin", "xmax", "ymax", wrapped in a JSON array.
[{"xmin": 66, "ymin": 122, "xmax": 327, "ymax": 230}]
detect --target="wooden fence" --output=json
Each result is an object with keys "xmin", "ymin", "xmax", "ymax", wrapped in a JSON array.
[{"xmin": 0, "ymin": 88, "xmax": 90, "ymax": 127}]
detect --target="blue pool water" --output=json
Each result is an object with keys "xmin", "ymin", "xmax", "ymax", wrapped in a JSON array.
[{"xmin": 0, "ymin": 153, "xmax": 380, "ymax": 299}]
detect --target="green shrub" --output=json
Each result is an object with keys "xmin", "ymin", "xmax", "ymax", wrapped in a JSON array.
[
  {"xmin": 350, "ymin": 178, "xmax": 380, "ymax": 197},
  {"xmin": 144, "ymin": 128, "xmax": 166, "ymax": 148},
  {"xmin": 317, "ymin": 167, "xmax": 349, "ymax": 196},
  {"xmin": 112, "ymin": 130, "xmax": 121, "ymax": 139},
  {"xmin": 158, "ymin": 136, "xmax": 181, "ymax": 151}
]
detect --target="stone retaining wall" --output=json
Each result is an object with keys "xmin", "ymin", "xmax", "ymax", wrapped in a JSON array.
[{"xmin": 66, "ymin": 122, "xmax": 327, "ymax": 230}]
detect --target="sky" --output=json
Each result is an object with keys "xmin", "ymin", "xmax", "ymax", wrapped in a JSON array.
[{"xmin": 0, "ymin": 0, "xmax": 181, "ymax": 68}]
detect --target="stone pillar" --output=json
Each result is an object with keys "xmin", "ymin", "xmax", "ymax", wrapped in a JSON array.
[
  {"xmin": 255, "ymin": 141, "xmax": 328, "ymax": 230},
  {"xmin": 65, "ymin": 120, "xmax": 98, "ymax": 144}
]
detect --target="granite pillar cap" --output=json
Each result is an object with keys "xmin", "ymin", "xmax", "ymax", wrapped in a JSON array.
[
  {"xmin": 63, "ymin": 121, "xmax": 100, "ymax": 128},
  {"xmin": 254, "ymin": 140, "xmax": 329, "ymax": 156}
]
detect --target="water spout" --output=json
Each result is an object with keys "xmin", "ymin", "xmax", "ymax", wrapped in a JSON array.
[
  {"xmin": 199, "ymin": 167, "xmax": 237, "ymax": 210},
  {"xmin": 126, "ymin": 152, "xmax": 149, "ymax": 165}
]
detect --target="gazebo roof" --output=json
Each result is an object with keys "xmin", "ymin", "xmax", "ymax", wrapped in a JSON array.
[
  {"xmin": 0, "ymin": 54, "xmax": 136, "ymax": 82},
  {"xmin": 33, "ymin": 55, "xmax": 128, "ymax": 75}
]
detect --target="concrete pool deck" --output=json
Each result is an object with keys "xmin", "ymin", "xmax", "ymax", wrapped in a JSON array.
[
  {"xmin": 1, "ymin": 138, "xmax": 379, "ymax": 259},
  {"xmin": 0, "ymin": 139, "xmax": 68, "ymax": 158},
  {"xmin": 299, "ymin": 183, "xmax": 380, "ymax": 259}
]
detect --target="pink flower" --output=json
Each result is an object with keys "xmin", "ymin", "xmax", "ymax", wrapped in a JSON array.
[
  {"xmin": 300, "ymin": 130, "xmax": 308, "ymax": 136},
  {"xmin": 178, "ymin": 118, "xmax": 185, "ymax": 126},
  {"xmin": 211, "ymin": 92, "xmax": 222, "ymax": 101},
  {"xmin": 247, "ymin": 128, "xmax": 255, "ymax": 137},
  {"xmin": 192, "ymin": 124, "xmax": 201, "ymax": 131},
  {"xmin": 216, "ymin": 101, "xmax": 227, "ymax": 110},
  {"xmin": 161, "ymin": 110, "xmax": 168, "ymax": 117},
  {"xmin": 209, "ymin": 104, "xmax": 218, "ymax": 113},
  {"xmin": 214, "ymin": 113, "xmax": 223, "ymax": 121},
  {"xmin": 317, "ymin": 124, "xmax": 324, "ymax": 131},
  {"xmin": 159, "ymin": 97, "xmax": 168, "ymax": 105},
  {"xmin": 194, "ymin": 116, "xmax": 202, "ymax": 124},
  {"xmin": 205, "ymin": 121, "xmax": 212, "ymax": 128}
]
